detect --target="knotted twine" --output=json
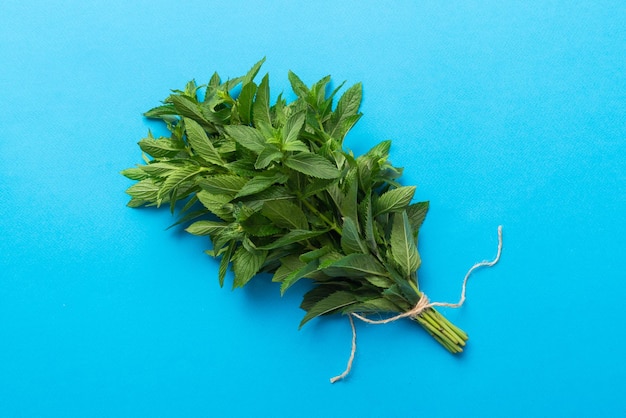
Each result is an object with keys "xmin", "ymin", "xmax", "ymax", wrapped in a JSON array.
[{"xmin": 330, "ymin": 226, "xmax": 503, "ymax": 383}]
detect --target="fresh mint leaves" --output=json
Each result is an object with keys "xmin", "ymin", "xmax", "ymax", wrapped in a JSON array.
[{"xmin": 123, "ymin": 59, "xmax": 471, "ymax": 367}]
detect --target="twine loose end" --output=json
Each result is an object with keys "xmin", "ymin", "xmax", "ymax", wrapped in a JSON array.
[{"xmin": 329, "ymin": 315, "xmax": 356, "ymax": 384}]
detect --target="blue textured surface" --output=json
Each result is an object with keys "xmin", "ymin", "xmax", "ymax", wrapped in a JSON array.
[{"xmin": 1, "ymin": 1, "xmax": 625, "ymax": 416}]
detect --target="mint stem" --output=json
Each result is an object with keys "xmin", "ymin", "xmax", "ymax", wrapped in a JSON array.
[
  {"xmin": 412, "ymin": 308, "xmax": 468, "ymax": 353},
  {"xmin": 298, "ymin": 195, "xmax": 342, "ymax": 235}
]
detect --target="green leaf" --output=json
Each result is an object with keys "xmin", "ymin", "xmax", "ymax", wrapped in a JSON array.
[
  {"xmin": 299, "ymin": 245, "xmax": 332, "ymax": 263},
  {"xmin": 253, "ymin": 73, "xmax": 271, "ymax": 126},
  {"xmin": 365, "ymin": 140, "xmax": 391, "ymax": 159},
  {"xmin": 180, "ymin": 193, "xmax": 200, "ymax": 216},
  {"xmin": 273, "ymin": 255, "xmax": 320, "ymax": 294},
  {"xmin": 373, "ymin": 186, "xmax": 416, "ymax": 216},
  {"xmin": 288, "ymin": 71, "xmax": 309, "ymax": 98},
  {"xmin": 235, "ymin": 171, "xmax": 289, "ymax": 198},
  {"xmin": 326, "ymin": 183, "xmax": 343, "ymax": 209},
  {"xmin": 272, "ymin": 255, "xmax": 305, "ymax": 283},
  {"xmin": 182, "ymin": 79, "xmax": 200, "ymax": 98},
  {"xmin": 168, "ymin": 94, "xmax": 209, "ymax": 125},
  {"xmin": 308, "ymin": 75, "xmax": 331, "ymax": 108},
  {"xmin": 303, "ymin": 178, "xmax": 337, "ymax": 198},
  {"xmin": 217, "ymin": 140, "xmax": 236, "ymax": 155},
  {"xmin": 336, "ymin": 83, "xmax": 362, "ymax": 119},
  {"xmin": 280, "ymin": 260, "xmax": 319, "ymax": 295},
  {"xmin": 126, "ymin": 178, "xmax": 159, "ymax": 201},
  {"xmin": 206, "ymin": 72, "xmax": 221, "ymax": 97},
  {"xmin": 157, "ymin": 166, "xmax": 201, "ymax": 202},
  {"xmin": 346, "ymin": 298, "xmax": 403, "ymax": 314},
  {"xmin": 387, "ymin": 262, "xmax": 418, "ymax": 303},
  {"xmin": 144, "ymin": 104, "xmax": 177, "ymax": 120},
  {"xmin": 240, "ymin": 213, "xmax": 282, "ymax": 237},
  {"xmin": 356, "ymin": 155, "xmax": 375, "ymax": 189},
  {"xmin": 321, "ymin": 253, "xmax": 388, "ymax": 277},
  {"xmin": 225, "ymin": 159, "xmax": 257, "ymax": 177},
  {"xmin": 224, "ymin": 125, "xmax": 266, "ymax": 154},
  {"xmin": 197, "ymin": 175, "xmax": 247, "ymax": 197},
  {"xmin": 126, "ymin": 198, "xmax": 147, "ymax": 208},
  {"xmin": 140, "ymin": 162, "xmax": 182, "ymax": 177},
  {"xmin": 217, "ymin": 242, "xmax": 236, "ymax": 287},
  {"xmin": 261, "ymin": 200, "xmax": 308, "ymax": 230},
  {"xmin": 406, "ymin": 201, "xmax": 429, "ymax": 237},
  {"xmin": 255, "ymin": 145, "xmax": 283, "ymax": 169},
  {"xmin": 363, "ymin": 275, "xmax": 394, "ymax": 288},
  {"xmin": 201, "ymin": 107, "xmax": 231, "ymax": 125},
  {"xmin": 233, "ymin": 203, "xmax": 258, "ymax": 223},
  {"xmin": 284, "ymin": 153, "xmax": 340, "ymax": 179},
  {"xmin": 361, "ymin": 192, "xmax": 378, "ymax": 252},
  {"xmin": 239, "ymin": 186, "xmax": 294, "ymax": 212},
  {"xmin": 299, "ymin": 291, "xmax": 358, "ymax": 328},
  {"xmin": 340, "ymin": 168, "xmax": 359, "ymax": 221},
  {"xmin": 282, "ymin": 140, "xmax": 309, "ymax": 153},
  {"xmin": 257, "ymin": 230, "xmax": 325, "ymax": 250},
  {"xmin": 121, "ymin": 167, "xmax": 148, "ymax": 181},
  {"xmin": 237, "ymin": 81, "xmax": 257, "ymax": 125},
  {"xmin": 197, "ymin": 191, "xmax": 234, "ymax": 221},
  {"xmin": 328, "ymin": 82, "xmax": 362, "ymax": 139},
  {"xmin": 242, "ymin": 57, "xmax": 266, "ymax": 85},
  {"xmin": 211, "ymin": 225, "xmax": 243, "ymax": 254},
  {"xmin": 184, "ymin": 118, "xmax": 224, "ymax": 165},
  {"xmin": 272, "ymin": 93, "xmax": 287, "ymax": 126},
  {"xmin": 390, "ymin": 211, "xmax": 421, "ymax": 278},
  {"xmin": 232, "ymin": 247, "xmax": 267, "ymax": 288},
  {"xmin": 138, "ymin": 136, "xmax": 184, "ymax": 158},
  {"xmin": 334, "ymin": 113, "xmax": 361, "ymax": 141},
  {"xmin": 283, "ymin": 110, "xmax": 305, "ymax": 146},
  {"xmin": 381, "ymin": 285, "xmax": 412, "ymax": 311},
  {"xmin": 185, "ymin": 220, "xmax": 230, "ymax": 236},
  {"xmin": 256, "ymin": 120, "xmax": 274, "ymax": 140},
  {"xmin": 341, "ymin": 217, "xmax": 367, "ymax": 255},
  {"xmin": 300, "ymin": 286, "xmax": 341, "ymax": 312}
]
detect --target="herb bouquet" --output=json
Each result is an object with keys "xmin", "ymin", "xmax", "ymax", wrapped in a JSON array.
[{"xmin": 122, "ymin": 59, "xmax": 501, "ymax": 381}]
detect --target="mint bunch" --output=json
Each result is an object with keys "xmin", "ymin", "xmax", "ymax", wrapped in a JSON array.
[{"xmin": 122, "ymin": 59, "xmax": 471, "ymax": 374}]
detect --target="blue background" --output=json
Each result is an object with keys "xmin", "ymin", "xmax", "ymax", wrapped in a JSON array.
[{"xmin": 1, "ymin": 1, "xmax": 625, "ymax": 416}]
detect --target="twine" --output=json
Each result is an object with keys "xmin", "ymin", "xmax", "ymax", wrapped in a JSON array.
[
  {"xmin": 330, "ymin": 225, "xmax": 503, "ymax": 383},
  {"xmin": 329, "ymin": 315, "xmax": 356, "ymax": 384}
]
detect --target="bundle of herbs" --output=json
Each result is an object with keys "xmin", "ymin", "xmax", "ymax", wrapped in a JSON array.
[{"xmin": 122, "ymin": 59, "xmax": 501, "ymax": 381}]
